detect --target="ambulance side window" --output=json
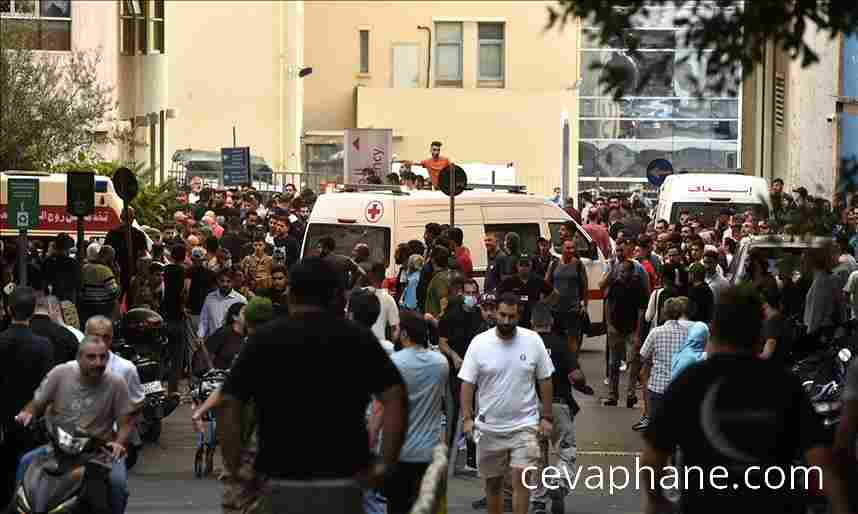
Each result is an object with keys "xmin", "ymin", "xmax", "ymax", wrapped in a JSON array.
[
  {"xmin": 485, "ymin": 224, "xmax": 540, "ymax": 256},
  {"xmin": 549, "ymin": 222, "xmax": 597, "ymax": 260}
]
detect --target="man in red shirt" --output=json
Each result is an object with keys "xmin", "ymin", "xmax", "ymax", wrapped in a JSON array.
[
  {"xmin": 583, "ymin": 209, "xmax": 612, "ymax": 258},
  {"xmin": 448, "ymin": 227, "xmax": 473, "ymax": 277},
  {"xmin": 419, "ymin": 141, "xmax": 451, "ymax": 189}
]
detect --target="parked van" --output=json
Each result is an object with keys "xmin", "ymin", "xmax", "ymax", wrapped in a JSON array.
[
  {"xmin": 654, "ymin": 173, "xmax": 771, "ymax": 226},
  {"xmin": 0, "ymin": 171, "xmax": 123, "ymax": 240},
  {"xmin": 301, "ymin": 185, "xmax": 608, "ymax": 335}
]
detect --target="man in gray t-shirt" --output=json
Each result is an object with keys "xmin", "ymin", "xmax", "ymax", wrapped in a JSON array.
[{"xmin": 15, "ymin": 336, "xmax": 134, "ymax": 514}]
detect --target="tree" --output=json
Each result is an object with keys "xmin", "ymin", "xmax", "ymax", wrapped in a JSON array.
[
  {"xmin": 0, "ymin": 32, "xmax": 113, "ymax": 170},
  {"xmin": 548, "ymin": 1, "xmax": 858, "ymax": 100}
]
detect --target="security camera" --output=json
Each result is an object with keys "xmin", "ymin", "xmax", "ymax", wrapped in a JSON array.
[{"xmin": 827, "ymin": 113, "xmax": 837, "ymax": 123}]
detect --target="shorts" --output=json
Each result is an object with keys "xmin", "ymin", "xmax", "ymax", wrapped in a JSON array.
[{"xmin": 477, "ymin": 426, "xmax": 541, "ymax": 479}]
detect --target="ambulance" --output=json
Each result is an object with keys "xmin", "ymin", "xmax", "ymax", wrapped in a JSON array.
[
  {"xmin": 653, "ymin": 172, "xmax": 771, "ymax": 226},
  {"xmin": 302, "ymin": 184, "xmax": 609, "ymax": 336},
  {"xmin": 0, "ymin": 171, "xmax": 123, "ymax": 240}
]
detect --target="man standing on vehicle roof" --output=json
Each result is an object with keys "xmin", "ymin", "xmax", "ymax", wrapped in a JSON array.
[{"xmin": 419, "ymin": 141, "xmax": 451, "ymax": 190}]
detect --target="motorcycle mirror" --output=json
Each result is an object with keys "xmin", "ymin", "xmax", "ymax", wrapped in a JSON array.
[{"xmin": 838, "ymin": 348, "xmax": 852, "ymax": 363}]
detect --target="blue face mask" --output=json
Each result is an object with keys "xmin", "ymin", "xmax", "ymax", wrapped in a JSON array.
[{"xmin": 463, "ymin": 295, "xmax": 478, "ymax": 308}]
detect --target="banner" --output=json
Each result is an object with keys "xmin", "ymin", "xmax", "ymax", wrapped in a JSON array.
[{"xmin": 344, "ymin": 128, "xmax": 393, "ymax": 184}]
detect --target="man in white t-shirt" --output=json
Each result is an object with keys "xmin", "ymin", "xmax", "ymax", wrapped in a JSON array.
[
  {"xmin": 459, "ymin": 293, "xmax": 554, "ymax": 514},
  {"xmin": 85, "ymin": 316, "xmax": 146, "ymax": 440},
  {"xmin": 364, "ymin": 262, "xmax": 400, "ymax": 342}
]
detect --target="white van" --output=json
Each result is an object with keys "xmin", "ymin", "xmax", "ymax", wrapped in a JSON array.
[
  {"xmin": 301, "ymin": 186, "xmax": 608, "ymax": 336},
  {"xmin": 653, "ymin": 173, "xmax": 771, "ymax": 226}
]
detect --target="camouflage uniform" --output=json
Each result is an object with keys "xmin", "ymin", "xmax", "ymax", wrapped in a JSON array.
[{"xmin": 222, "ymin": 402, "xmax": 272, "ymax": 514}]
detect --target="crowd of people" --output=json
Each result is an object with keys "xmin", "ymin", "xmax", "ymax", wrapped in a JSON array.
[{"xmin": 2, "ymin": 171, "xmax": 858, "ymax": 514}]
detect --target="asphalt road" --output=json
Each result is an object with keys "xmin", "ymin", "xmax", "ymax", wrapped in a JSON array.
[{"xmin": 127, "ymin": 335, "xmax": 648, "ymax": 514}]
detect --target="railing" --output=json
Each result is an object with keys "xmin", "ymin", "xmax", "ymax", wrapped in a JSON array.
[{"xmin": 409, "ymin": 443, "xmax": 449, "ymax": 514}]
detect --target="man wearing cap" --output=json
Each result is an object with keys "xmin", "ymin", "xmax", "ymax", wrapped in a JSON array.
[
  {"xmin": 498, "ymin": 254, "xmax": 556, "ymax": 329},
  {"xmin": 794, "ymin": 186, "xmax": 810, "ymax": 208}
]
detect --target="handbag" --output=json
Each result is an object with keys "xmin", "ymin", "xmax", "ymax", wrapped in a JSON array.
[{"xmin": 580, "ymin": 308, "xmax": 592, "ymax": 336}]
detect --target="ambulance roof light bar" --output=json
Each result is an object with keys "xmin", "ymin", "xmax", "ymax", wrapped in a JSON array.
[
  {"xmin": 675, "ymin": 168, "xmax": 744, "ymax": 175},
  {"xmin": 466, "ymin": 183, "xmax": 527, "ymax": 194},
  {"xmin": 339, "ymin": 184, "xmax": 411, "ymax": 195}
]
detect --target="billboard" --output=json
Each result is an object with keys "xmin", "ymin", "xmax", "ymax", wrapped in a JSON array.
[{"xmin": 343, "ymin": 129, "xmax": 393, "ymax": 184}]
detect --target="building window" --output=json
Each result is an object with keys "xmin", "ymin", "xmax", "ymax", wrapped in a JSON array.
[
  {"xmin": 435, "ymin": 22, "xmax": 462, "ymax": 87},
  {"xmin": 121, "ymin": 0, "xmax": 163, "ymax": 55},
  {"xmin": 151, "ymin": 0, "xmax": 163, "ymax": 53},
  {"xmin": 0, "ymin": 0, "xmax": 71, "ymax": 51},
  {"xmin": 478, "ymin": 22, "xmax": 504, "ymax": 87},
  {"xmin": 359, "ymin": 29, "xmax": 369, "ymax": 74}
]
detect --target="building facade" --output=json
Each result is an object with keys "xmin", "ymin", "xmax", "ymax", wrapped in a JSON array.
[
  {"xmin": 7, "ymin": 1, "xmax": 812, "ymax": 200},
  {"xmin": 577, "ymin": 3, "xmax": 752, "ymax": 194},
  {"xmin": 2, "ymin": 0, "xmax": 307, "ymax": 183},
  {"xmin": 303, "ymin": 1, "xmax": 582, "ymax": 196}
]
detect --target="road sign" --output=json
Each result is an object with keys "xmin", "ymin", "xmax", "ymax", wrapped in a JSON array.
[
  {"xmin": 8, "ymin": 178, "xmax": 39, "ymax": 230},
  {"xmin": 112, "ymin": 167, "xmax": 139, "ymax": 202},
  {"xmin": 343, "ymin": 128, "xmax": 392, "ymax": 183},
  {"xmin": 222, "ymin": 147, "xmax": 251, "ymax": 187},
  {"xmin": 66, "ymin": 171, "xmax": 95, "ymax": 217},
  {"xmin": 646, "ymin": 158, "xmax": 674, "ymax": 187},
  {"xmin": 438, "ymin": 164, "xmax": 467, "ymax": 197}
]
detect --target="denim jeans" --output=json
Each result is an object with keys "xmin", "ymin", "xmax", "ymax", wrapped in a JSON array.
[{"xmin": 17, "ymin": 446, "xmax": 129, "ymax": 514}]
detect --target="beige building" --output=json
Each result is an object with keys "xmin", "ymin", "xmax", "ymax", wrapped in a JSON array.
[
  {"xmin": 3, "ymin": 0, "xmax": 307, "ymax": 182},
  {"xmin": 303, "ymin": 1, "xmax": 582, "ymax": 196},
  {"xmin": 6, "ymin": 1, "xmax": 796, "ymax": 199}
]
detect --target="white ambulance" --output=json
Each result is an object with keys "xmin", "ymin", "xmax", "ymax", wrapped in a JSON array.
[
  {"xmin": 302, "ymin": 185, "xmax": 608, "ymax": 336},
  {"xmin": 653, "ymin": 172, "xmax": 771, "ymax": 226}
]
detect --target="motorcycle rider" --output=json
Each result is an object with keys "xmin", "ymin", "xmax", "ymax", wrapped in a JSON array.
[
  {"xmin": 84, "ymin": 316, "xmax": 145, "ymax": 439},
  {"xmin": 15, "ymin": 335, "xmax": 134, "ymax": 514}
]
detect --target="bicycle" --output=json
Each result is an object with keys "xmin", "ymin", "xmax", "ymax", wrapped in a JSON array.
[
  {"xmin": 194, "ymin": 408, "xmax": 218, "ymax": 478},
  {"xmin": 190, "ymin": 368, "xmax": 229, "ymax": 478}
]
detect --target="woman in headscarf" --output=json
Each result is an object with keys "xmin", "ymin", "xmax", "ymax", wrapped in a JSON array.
[{"xmin": 671, "ymin": 321, "xmax": 709, "ymax": 382}]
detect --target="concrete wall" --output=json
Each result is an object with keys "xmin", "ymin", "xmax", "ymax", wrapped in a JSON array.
[{"xmin": 357, "ymin": 87, "xmax": 574, "ymax": 196}]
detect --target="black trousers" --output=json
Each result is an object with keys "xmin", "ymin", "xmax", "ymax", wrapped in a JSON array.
[
  {"xmin": 383, "ymin": 462, "xmax": 431, "ymax": 514},
  {"xmin": 0, "ymin": 424, "xmax": 38, "ymax": 509}
]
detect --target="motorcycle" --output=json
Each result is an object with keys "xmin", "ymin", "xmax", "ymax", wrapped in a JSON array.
[
  {"xmin": 789, "ymin": 319, "xmax": 857, "ymax": 514},
  {"xmin": 111, "ymin": 308, "xmax": 179, "ymax": 467},
  {"xmin": 10, "ymin": 419, "xmax": 113, "ymax": 514}
]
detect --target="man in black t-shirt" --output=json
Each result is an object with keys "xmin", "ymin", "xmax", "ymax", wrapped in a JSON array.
[
  {"xmin": 42, "ymin": 234, "xmax": 79, "ymax": 302},
  {"xmin": 162, "ymin": 244, "xmax": 188, "ymax": 395},
  {"xmin": 498, "ymin": 255, "xmax": 555, "ymax": 329},
  {"xmin": 105, "ymin": 207, "xmax": 149, "ymax": 296},
  {"xmin": 271, "ymin": 215, "xmax": 300, "ymax": 269},
  {"xmin": 186, "ymin": 247, "xmax": 215, "ymax": 330},
  {"xmin": 642, "ymin": 286, "xmax": 849, "ymax": 514},
  {"xmin": 760, "ymin": 286, "xmax": 791, "ymax": 364},
  {"xmin": 220, "ymin": 258, "xmax": 407, "ymax": 512}
]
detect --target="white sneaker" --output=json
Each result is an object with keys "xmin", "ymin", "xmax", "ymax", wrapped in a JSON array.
[{"xmin": 620, "ymin": 361, "xmax": 627, "ymax": 372}]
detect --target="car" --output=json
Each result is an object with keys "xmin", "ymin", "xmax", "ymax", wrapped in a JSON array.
[{"xmin": 725, "ymin": 235, "xmax": 834, "ymax": 286}]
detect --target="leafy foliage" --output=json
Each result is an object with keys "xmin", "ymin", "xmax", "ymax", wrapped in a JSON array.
[
  {"xmin": 0, "ymin": 31, "xmax": 114, "ymax": 170},
  {"xmin": 548, "ymin": 1, "xmax": 858, "ymax": 100},
  {"xmin": 52, "ymin": 157, "xmax": 180, "ymax": 229}
]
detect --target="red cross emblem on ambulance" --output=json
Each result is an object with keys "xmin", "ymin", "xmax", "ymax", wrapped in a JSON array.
[{"xmin": 365, "ymin": 201, "xmax": 384, "ymax": 223}]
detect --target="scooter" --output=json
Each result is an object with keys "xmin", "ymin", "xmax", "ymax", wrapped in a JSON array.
[
  {"xmin": 10, "ymin": 419, "xmax": 113, "ymax": 514},
  {"xmin": 112, "ymin": 308, "xmax": 179, "ymax": 468}
]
